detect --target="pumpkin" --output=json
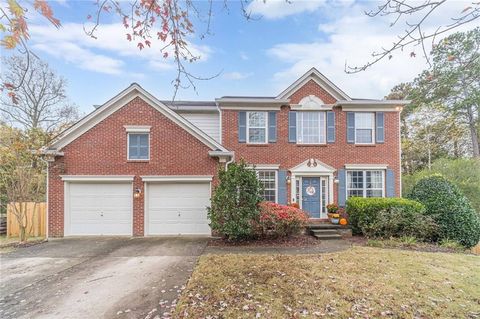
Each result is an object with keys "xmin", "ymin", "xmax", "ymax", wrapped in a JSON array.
[{"xmin": 339, "ymin": 218, "xmax": 348, "ymax": 226}]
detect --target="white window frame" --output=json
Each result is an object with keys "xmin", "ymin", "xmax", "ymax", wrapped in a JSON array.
[
  {"xmin": 296, "ymin": 111, "xmax": 326, "ymax": 145},
  {"xmin": 256, "ymin": 170, "xmax": 277, "ymax": 203},
  {"xmin": 346, "ymin": 170, "xmax": 385, "ymax": 198},
  {"xmin": 354, "ymin": 112, "xmax": 375, "ymax": 145},
  {"xmin": 246, "ymin": 111, "xmax": 268, "ymax": 144},
  {"xmin": 127, "ymin": 132, "xmax": 150, "ymax": 161}
]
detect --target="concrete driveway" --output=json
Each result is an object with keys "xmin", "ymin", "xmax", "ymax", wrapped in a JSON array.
[{"xmin": 0, "ymin": 237, "xmax": 209, "ymax": 319}]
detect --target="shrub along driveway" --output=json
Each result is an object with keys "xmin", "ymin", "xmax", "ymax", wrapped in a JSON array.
[
  {"xmin": 0, "ymin": 237, "xmax": 208, "ymax": 319},
  {"xmin": 175, "ymin": 246, "xmax": 480, "ymax": 318}
]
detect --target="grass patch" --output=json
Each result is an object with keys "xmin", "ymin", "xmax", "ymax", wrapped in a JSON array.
[
  {"xmin": 365, "ymin": 237, "xmax": 468, "ymax": 253},
  {"xmin": 175, "ymin": 247, "xmax": 480, "ymax": 318}
]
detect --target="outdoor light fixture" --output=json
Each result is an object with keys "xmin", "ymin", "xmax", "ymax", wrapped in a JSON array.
[
  {"xmin": 134, "ymin": 188, "xmax": 142, "ymax": 199},
  {"xmin": 286, "ymin": 175, "xmax": 291, "ymax": 184}
]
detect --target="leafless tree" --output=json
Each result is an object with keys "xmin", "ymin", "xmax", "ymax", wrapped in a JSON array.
[
  {"xmin": 346, "ymin": 0, "xmax": 480, "ymax": 73},
  {"xmin": 0, "ymin": 55, "xmax": 79, "ymax": 133}
]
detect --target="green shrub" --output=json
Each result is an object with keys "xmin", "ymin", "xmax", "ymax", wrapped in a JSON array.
[
  {"xmin": 346, "ymin": 197, "xmax": 425, "ymax": 235},
  {"xmin": 207, "ymin": 160, "xmax": 263, "ymax": 240},
  {"xmin": 359, "ymin": 206, "xmax": 438, "ymax": 241},
  {"xmin": 256, "ymin": 202, "xmax": 309, "ymax": 237},
  {"xmin": 403, "ymin": 158, "xmax": 480, "ymax": 213},
  {"xmin": 439, "ymin": 239, "xmax": 465, "ymax": 250},
  {"xmin": 407, "ymin": 175, "xmax": 480, "ymax": 248}
]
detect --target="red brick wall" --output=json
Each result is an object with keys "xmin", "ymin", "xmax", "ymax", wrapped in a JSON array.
[
  {"xmin": 221, "ymin": 80, "xmax": 401, "ymax": 204},
  {"xmin": 48, "ymin": 97, "xmax": 219, "ymax": 237}
]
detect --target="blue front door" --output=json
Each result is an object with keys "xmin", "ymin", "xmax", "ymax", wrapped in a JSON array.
[{"xmin": 302, "ymin": 177, "xmax": 321, "ymax": 218}]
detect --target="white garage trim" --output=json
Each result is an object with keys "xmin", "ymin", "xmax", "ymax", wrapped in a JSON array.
[
  {"xmin": 141, "ymin": 175, "xmax": 213, "ymax": 182},
  {"xmin": 64, "ymin": 180, "xmax": 133, "ymax": 236},
  {"xmin": 61, "ymin": 175, "xmax": 135, "ymax": 182}
]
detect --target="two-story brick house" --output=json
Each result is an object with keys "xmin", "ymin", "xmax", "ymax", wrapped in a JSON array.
[{"xmin": 43, "ymin": 68, "xmax": 408, "ymax": 237}]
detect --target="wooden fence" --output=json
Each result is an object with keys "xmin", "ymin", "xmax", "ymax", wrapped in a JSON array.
[{"xmin": 7, "ymin": 202, "xmax": 46, "ymax": 238}]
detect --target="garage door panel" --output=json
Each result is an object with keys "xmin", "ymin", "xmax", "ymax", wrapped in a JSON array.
[
  {"xmin": 67, "ymin": 182, "xmax": 133, "ymax": 236},
  {"xmin": 147, "ymin": 182, "xmax": 211, "ymax": 235}
]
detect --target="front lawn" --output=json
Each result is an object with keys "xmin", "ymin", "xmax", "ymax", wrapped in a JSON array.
[{"xmin": 175, "ymin": 247, "xmax": 480, "ymax": 318}]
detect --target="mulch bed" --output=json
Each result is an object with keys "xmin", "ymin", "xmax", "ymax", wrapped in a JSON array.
[{"xmin": 208, "ymin": 234, "xmax": 322, "ymax": 247}]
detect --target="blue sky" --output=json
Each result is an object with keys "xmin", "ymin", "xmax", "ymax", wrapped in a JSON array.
[{"xmin": 11, "ymin": 0, "xmax": 473, "ymax": 114}]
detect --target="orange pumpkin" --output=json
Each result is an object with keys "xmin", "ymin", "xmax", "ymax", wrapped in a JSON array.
[{"xmin": 339, "ymin": 218, "xmax": 348, "ymax": 226}]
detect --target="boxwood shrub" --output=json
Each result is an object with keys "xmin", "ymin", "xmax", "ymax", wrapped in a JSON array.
[
  {"xmin": 346, "ymin": 197, "xmax": 426, "ymax": 236},
  {"xmin": 407, "ymin": 175, "xmax": 480, "ymax": 248}
]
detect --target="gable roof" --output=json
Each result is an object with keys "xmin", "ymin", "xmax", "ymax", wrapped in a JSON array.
[
  {"xmin": 277, "ymin": 67, "xmax": 351, "ymax": 101},
  {"xmin": 49, "ymin": 83, "xmax": 228, "ymax": 152}
]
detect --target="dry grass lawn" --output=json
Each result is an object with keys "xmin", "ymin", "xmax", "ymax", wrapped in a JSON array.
[{"xmin": 175, "ymin": 247, "xmax": 480, "ymax": 318}]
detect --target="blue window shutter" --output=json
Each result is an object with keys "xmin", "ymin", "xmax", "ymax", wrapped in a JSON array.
[
  {"xmin": 288, "ymin": 111, "xmax": 297, "ymax": 143},
  {"xmin": 277, "ymin": 170, "xmax": 287, "ymax": 205},
  {"xmin": 327, "ymin": 111, "xmax": 335, "ymax": 143},
  {"xmin": 376, "ymin": 112, "xmax": 385, "ymax": 143},
  {"xmin": 347, "ymin": 112, "xmax": 355, "ymax": 144},
  {"xmin": 386, "ymin": 169, "xmax": 395, "ymax": 197},
  {"xmin": 238, "ymin": 111, "xmax": 247, "ymax": 143},
  {"xmin": 268, "ymin": 112, "xmax": 277, "ymax": 143},
  {"xmin": 338, "ymin": 169, "xmax": 346, "ymax": 207}
]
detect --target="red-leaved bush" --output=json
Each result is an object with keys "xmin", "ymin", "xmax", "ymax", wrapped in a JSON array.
[{"xmin": 256, "ymin": 202, "xmax": 309, "ymax": 237}]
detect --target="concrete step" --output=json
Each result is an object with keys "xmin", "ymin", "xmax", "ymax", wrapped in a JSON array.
[
  {"xmin": 313, "ymin": 234, "xmax": 343, "ymax": 240},
  {"xmin": 310, "ymin": 229, "xmax": 339, "ymax": 235},
  {"xmin": 306, "ymin": 224, "xmax": 343, "ymax": 230}
]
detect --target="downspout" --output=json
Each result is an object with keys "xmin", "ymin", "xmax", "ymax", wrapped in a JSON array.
[{"xmin": 225, "ymin": 152, "xmax": 235, "ymax": 170}]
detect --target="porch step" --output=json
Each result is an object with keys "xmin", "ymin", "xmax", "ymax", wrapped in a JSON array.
[
  {"xmin": 312, "ymin": 233, "xmax": 343, "ymax": 240},
  {"xmin": 310, "ymin": 229, "xmax": 338, "ymax": 235},
  {"xmin": 306, "ymin": 224, "xmax": 342, "ymax": 230}
]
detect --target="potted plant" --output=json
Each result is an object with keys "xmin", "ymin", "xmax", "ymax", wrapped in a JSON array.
[{"xmin": 326, "ymin": 203, "xmax": 340, "ymax": 224}]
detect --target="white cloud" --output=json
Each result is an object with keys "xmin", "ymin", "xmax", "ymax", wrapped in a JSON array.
[
  {"xmin": 29, "ymin": 22, "xmax": 211, "ymax": 75},
  {"xmin": 246, "ymin": 0, "xmax": 326, "ymax": 19},
  {"xmin": 223, "ymin": 72, "xmax": 253, "ymax": 80},
  {"xmin": 268, "ymin": 1, "xmax": 474, "ymax": 98},
  {"xmin": 240, "ymin": 51, "xmax": 249, "ymax": 60}
]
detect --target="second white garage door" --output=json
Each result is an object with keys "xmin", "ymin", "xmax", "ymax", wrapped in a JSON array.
[{"xmin": 146, "ymin": 182, "xmax": 211, "ymax": 235}]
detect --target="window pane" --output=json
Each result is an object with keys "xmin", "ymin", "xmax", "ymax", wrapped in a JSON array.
[
  {"xmin": 128, "ymin": 133, "xmax": 149, "ymax": 160},
  {"xmin": 248, "ymin": 128, "xmax": 266, "ymax": 143},
  {"xmin": 366, "ymin": 171, "xmax": 382, "ymax": 189},
  {"xmin": 367, "ymin": 190, "xmax": 383, "ymax": 198},
  {"xmin": 348, "ymin": 190, "xmax": 363, "ymax": 197},
  {"xmin": 248, "ymin": 112, "xmax": 266, "ymax": 127},
  {"xmin": 297, "ymin": 112, "xmax": 325, "ymax": 144},
  {"xmin": 347, "ymin": 171, "xmax": 363, "ymax": 189},
  {"xmin": 258, "ymin": 170, "xmax": 276, "ymax": 202},
  {"xmin": 355, "ymin": 113, "xmax": 374, "ymax": 129},
  {"xmin": 356, "ymin": 129, "xmax": 373, "ymax": 143}
]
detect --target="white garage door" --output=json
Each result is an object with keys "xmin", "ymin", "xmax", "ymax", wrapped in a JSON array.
[
  {"xmin": 146, "ymin": 182, "xmax": 211, "ymax": 235},
  {"xmin": 66, "ymin": 182, "xmax": 133, "ymax": 236}
]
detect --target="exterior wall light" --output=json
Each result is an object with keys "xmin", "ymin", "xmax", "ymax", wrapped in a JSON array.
[{"xmin": 134, "ymin": 187, "xmax": 142, "ymax": 199}]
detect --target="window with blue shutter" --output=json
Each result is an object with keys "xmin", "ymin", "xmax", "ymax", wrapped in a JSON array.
[
  {"xmin": 386, "ymin": 169, "xmax": 395, "ymax": 197},
  {"xmin": 376, "ymin": 112, "xmax": 385, "ymax": 143},
  {"xmin": 327, "ymin": 111, "xmax": 335, "ymax": 143},
  {"xmin": 238, "ymin": 111, "xmax": 247, "ymax": 143},
  {"xmin": 337, "ymin": 169, "xmax": 346, "ymax": 207},
  {"xmin": 128, "ymin": 133, "xmax": 149, "ymax": 160},
  {"xmin": 277, "ymin": 170, "xmax": 287, "ymax": 205},
  {"xmin": 288, "ymin": 111, "xmax": 297, "ymax": 143},
  {"xmin": 346, "ymin": 112, "xmax": 355, "ymax": 143},
  {"xmin": 268, "ymin": 112, "xmax": 277, "ymax": 143}
]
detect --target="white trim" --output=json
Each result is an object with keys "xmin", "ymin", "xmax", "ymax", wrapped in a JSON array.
[
  {"xmin": 61, "ymin": 175, "xmax": 135, "ymax": 182},
  {"xmin": 123, "ymin": 125, "xmax": 151, "ymax": 133},
  {"xmin": 249, "ymin": 164, "xmax": 280, "ymax": 170},
  {"xmin": 220, "ymin": 105, "xmax": 282, "ymax": 111},
  {"xmin": 246, "ymin": 111, "xmax": 268, "ymax": 144},
  {"xmin": 277, "ymin": 68, "xmax": 351, "ymax": 101},
  {"xmin": 290, "ymin": 104, "xmax": 333, "ymax": 111},
  {"xmin": 141, "ymin": 175, "xmax": 213, "ymax": 182},
  {"xmin": 290, "ymin": 174, "xmax": 333, "ymax": 219},
  {"xmin": 341, "ymin": 106, "xmax": 402, "ymax": 112},
  {"xmin": 345, "ymin": 164, "xmax": 388, "ymax": 170},
  {"xmin": 127, "ymin": 132, "xmax": 150, "ymax": 161},
  {"xmin": 337, "ymin": 100, "xmax": 410, "ymax": 106},
  {"xmin": 290, "ymin": 158, "xmax": 336, "ymax": 174},
  {"xmin": 50, "ymin": 83, "xmax": 228, "ymax": 152}
]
